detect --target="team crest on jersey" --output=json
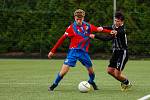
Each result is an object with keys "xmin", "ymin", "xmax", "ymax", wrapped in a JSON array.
[
  {"xmin": 77, "ymin": 29, "xmax": 80, "ymax": 32},
  {"xmin": 77, "ymin": 26, "xmax": 89, "ymax": 34},
  {"xmin": 85, "ymin": 26, "xmax": 89, "ymax": 30},
  {"xmin": 84, "ymin": 26, "xmax": 89, "ymax": 35}
]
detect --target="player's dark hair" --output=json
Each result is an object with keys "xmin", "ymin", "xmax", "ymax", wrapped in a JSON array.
[{"xmin": 115, "ymin": 12, "xmax": 124, "ymax": 21}]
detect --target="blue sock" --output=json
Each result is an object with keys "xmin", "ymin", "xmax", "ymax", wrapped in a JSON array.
[
  {"xmin": 53, "ymin": 73, "xmax": 63, "ymax": 85},
  {"xmin": 88, "ymin": 73, "xmax": 95, "ymax": 83}
]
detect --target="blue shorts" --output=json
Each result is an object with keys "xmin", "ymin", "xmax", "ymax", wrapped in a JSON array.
[{"xmin": 64, "ymin": 49, "xmax": 92, "ymax": 68}]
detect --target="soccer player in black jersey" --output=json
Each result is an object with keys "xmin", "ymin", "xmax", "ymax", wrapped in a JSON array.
[{"xmin": 90, "ymin": 12, "xmax": 132, "ymax": 91}]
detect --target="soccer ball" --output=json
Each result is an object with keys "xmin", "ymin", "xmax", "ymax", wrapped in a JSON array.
[{"xmin": 78, "ymin": 81, "xmax": 91, "ymax": 93}]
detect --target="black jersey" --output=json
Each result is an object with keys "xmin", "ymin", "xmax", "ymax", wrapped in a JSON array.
[
  {"xmin": 94, "ymin": 25, "xmax": 128, "ymax": 70},
  {"xmin": 103, "ymin": 25, "xmax": 128, "ymax": 50}
]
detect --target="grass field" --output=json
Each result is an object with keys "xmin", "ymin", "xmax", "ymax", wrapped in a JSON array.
[{"xmin": 0, "ymin": 59, "xmax": 150, "ymax": 100}]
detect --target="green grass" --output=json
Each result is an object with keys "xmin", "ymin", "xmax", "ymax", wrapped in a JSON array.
[{"xmin": 0, "ymin": 59, "xmax": 150, "ymax": 100}]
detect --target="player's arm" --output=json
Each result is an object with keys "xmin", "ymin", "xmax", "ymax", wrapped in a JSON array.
[
  {"xmin": 103, "ymin": 26, "xmax": 113, "ymax": 30},
  {"xmin": 95, "ymin": 34, "xmax": 113, "ymax": 41},
  {"xmin": 90, "ymin": 25, "xmax": 116, "ymax": 40},
  {"xmin": 48, "ymin": 33, "xmax": 68, "ymax": 59},
  {"xmin": 89, "ymin": 34, "xmax": 113, "ymax": 41},
  {"xmin": 90, "ymin": 24, "xmax": 117, "ymax": 35}
]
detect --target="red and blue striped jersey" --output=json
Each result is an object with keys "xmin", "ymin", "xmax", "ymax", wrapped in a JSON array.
[{"xmin": 50, "ymin": 21, "xmax": 111, "ymax": 53}]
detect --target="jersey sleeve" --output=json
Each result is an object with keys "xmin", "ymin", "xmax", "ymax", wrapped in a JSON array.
[
  {"xmin": 95, "ymin": 34, "xmax": 113, "ymax": 41},
  {"xmin": 50, "ymin": 34, "xmax": 67, "ymax": 53},
  {"xmin": 90, "ymin": 24, "xmax": 98, "ymax": 32},
  {"xmin": 102, "ymin": 28, "xmax": 112, "ymax": 33},
  {"xmin": 65, "ymin": 25, "xmax": 74, "ymax": 37},
  {"xmin": 50, "ymin": 25, "xmax": 74, "ymax": 53},
  {"xmin": 90, "ymin": 24, "xmax": 112, "ymax": 33}
]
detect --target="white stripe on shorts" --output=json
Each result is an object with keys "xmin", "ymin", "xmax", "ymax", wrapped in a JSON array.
[{"xmin": 120, "ymin": 50, "xmax": 126, "ymax": 70}]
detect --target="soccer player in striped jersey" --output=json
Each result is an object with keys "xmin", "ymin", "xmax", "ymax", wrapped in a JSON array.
[
  {"xmin": 47, "ymin": 9, "xmax": 115, "ymax": 91},
  {"xmin": 89, "ymin": 12, "xmax": 132, "ymax": 91}
]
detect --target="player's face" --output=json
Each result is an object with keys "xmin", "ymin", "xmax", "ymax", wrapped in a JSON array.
[
  {"xmin": 114, "ymin": 18, "xmax": 124, "ymax": 27},
  {"xmin": 74, "ymin": 16, "xmax": 84, "ymax": 26}
]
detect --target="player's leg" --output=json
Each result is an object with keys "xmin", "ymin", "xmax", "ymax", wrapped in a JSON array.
[
  {"xmin": 107, "ymin": 50, "xmax": 118, "ymax": 79},
  {"xmin": 107, "ymin": 67, "xmax": 126, "ymax": 82},
  {"xmin": 114, "ymin": 50, "xmax": 129, "ymax": 82},
  {"xmin": 107, "ymin": 50, "xmax": 132, "ymax": 90},
  {"xmin": 48, "ymin": 64, "xmax": 70, "ymax": 91},
  {"xmin": 48, "ymin": 49, "xmax": 77, "ymax": 91},
  {"xmin": 79, "ymin": 51, "xmax": 98, "ymax": 90},
  {"xmin": 107, "ymin": 67, "xmax": 115, "ymax": 78},
  {"xmin": 114, "ymin": 50, "xmax": 132, "ymax": 91},
  {"xmin": 87, "ymin": 67, "xmax": 95, "ymax": 84},
  {"xmin": 114, "ymin": 69, "xmax": 132, "ymax": 91},
  {"xmin": 87, "ymin": 67, "xmax": 99, "ymax": 90},
  {"xmin": 114, "ymin": 69, "xmax": 128, "ymax": 83}
]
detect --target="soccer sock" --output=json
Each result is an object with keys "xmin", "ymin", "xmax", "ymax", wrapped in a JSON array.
[
  {"xmin": 122, "ymin": 79, "xmax": 129, "ymax": 85},
  {"xmin": 53, "ymin": 73, "xmax": 63, "ymax": 85},
  {"xmin": 88, "ymin": 73, "xmax": 95, "ymax": 83}
]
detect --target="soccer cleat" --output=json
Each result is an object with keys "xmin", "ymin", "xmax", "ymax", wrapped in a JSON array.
[
  {"xmin": 121, "ymin": 82, "xmax": 132, "ymax": 91},
  {"xmin": 88, "ymin": 82, "xmax": 99, "ymax": 90},
  {"xmin": 48, "ymin": 84, "xmax": 57, "ymax": 91}
]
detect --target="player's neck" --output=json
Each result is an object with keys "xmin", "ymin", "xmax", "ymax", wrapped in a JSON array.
[
  {"xmin": 75, "ymin": 21, "xmax": 83, "ymax": 26},
  {"xmin": 76, "ymin": 23, "xmax": 82, "ymax": 26}
]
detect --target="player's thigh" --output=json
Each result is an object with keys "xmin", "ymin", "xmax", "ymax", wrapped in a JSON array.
[
  {"xmin": 117, "ymin": 50, "xmax": 128, "ymax": 71},
  {"xmin": 108, "ymin": 50, "xmax": 119, "ymax": 67},
  {"xmin": 64, "ymin": 49, "xmax": 77, "ymax": 67},
  {"xmin": 79, "ymin": 52, "xmax": 92, "ymax": 68}
]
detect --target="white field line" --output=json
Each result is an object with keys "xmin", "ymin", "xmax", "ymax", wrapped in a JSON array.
[{"xmin": 138, "ymin": 94, "xmax": 150, "ymax": 100}]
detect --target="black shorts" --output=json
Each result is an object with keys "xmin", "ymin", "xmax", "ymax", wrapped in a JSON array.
[{"xmin": 108, "ymin": 50, "xmax": 128, "ymax": 71}]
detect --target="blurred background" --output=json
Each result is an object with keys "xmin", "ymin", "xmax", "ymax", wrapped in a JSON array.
[{"xmin": 0, "ymin": 0, "xmax": 150, "ymax": 59}]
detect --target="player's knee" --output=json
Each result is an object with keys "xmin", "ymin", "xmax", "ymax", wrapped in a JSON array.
[
  {"xmin": 107, "ymin": 68, "xmax": 114, "ymax": 75},
  {"xmin": 59, "ymin": 65, "xmax": 70, "ymax": 76},
  {"xmin": 87, "ymin": 67, "xmax": 94, "ymax": 74},
  {"xmin": 107, "ymin": 70, "xmax": 113, "ymax": 75}
]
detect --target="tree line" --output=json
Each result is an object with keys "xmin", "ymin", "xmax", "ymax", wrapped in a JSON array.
[{"xmin": 0, "ymin": 0, "xmax": 150, "ymax": 57}]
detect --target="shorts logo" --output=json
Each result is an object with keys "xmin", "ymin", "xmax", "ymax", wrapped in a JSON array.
[
  {"xmin": 117, "ymin": 62, "xmax": 120, "ymax": 67},
  {"xmin": 64, "ymin": 59, "xmax": 68, "ymax": 63}
]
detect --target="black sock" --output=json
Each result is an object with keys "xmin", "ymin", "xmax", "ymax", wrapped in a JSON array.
[{"xmin": 122, "ymin": 79, "xmax": 129, "ymax": 85}]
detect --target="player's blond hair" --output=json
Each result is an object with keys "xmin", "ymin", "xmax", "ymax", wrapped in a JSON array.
[{"xmin": 74, "ymin": 9, "xmax": 85, "ymax": 18}]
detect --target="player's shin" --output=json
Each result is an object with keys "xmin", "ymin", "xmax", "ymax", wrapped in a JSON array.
[
  {"xmin": 87, "ymin": 72, "xmax": 99, "ymax": 90},
  {"xmin": 88, "ymin": 72, "xmax": 95, "ymax": 83},
  {"xmin": 54, "ymin": 73, "xmax": 64, "ymax": 85},
  {"xmin": 48, "ymin": 73, "xmax": 64, "ymax": 91}
]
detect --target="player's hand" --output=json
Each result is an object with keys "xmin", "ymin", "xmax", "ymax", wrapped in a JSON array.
[
  {"xmin": 89, "ymin": 34, "xmax": 95, "ymax": 39},
  {"xmin": 48, "ymin": 52, "xmax": 54, "ymax": 59},
  {"xmin": 110, "ymin": 30, "xmax": 117, "ymax": 35},
  {"xmin": 97, "ymin": 27, "xmax": 103, "ymax": 32}
]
